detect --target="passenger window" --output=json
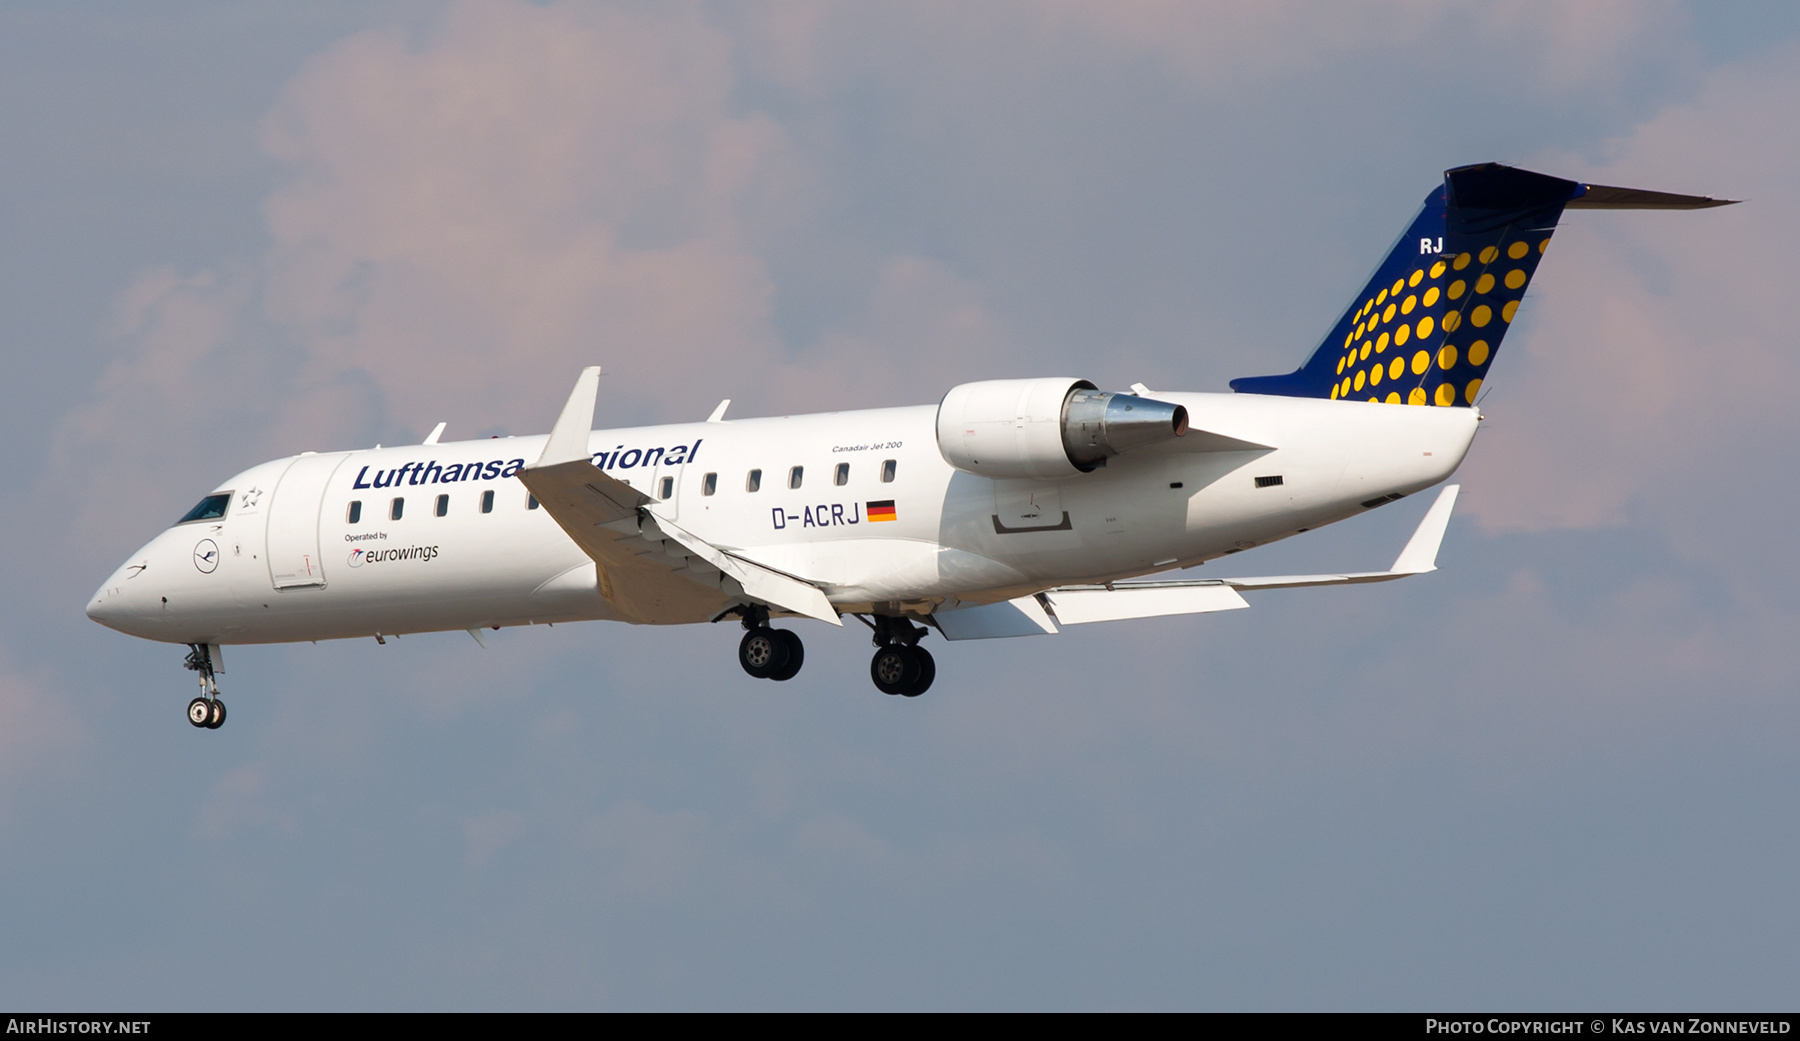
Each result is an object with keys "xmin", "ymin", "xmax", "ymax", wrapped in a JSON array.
[
  {"xmin": 178, "ymin": 493, "xmax": 231, "ymax": 524},
  {"xmin": 347, "ymin": 500, "xmax": 362, "ymax": 524},
  {"xmin": 789, "ymin": 466, "xmax": 803, "ymax": 490},
  {"xmin": 660, "ymin": 476, "xmax": 674, "ymax": 500},
  {"xmin": 881, "ymin": 459, "xmax": 897, "ymax": 483},
  {"xmin": 746, "ymin": 469, "xmax": 762, "ymax": 493},
  {"xmin": 835, "ymin": 463, "xmax": 849, "ymax": 486},
  {"xmin": 481, "ymin": 490, "xmax": 495, "ymax": 514},
  {"xmin": 702, "ymin": 472, "xmax": 717, "ymax": 496},
  {"xmin": 390, "ymin": 498, "xmax": 404, "ymax": 521},
  {"xmin": 435, "ymin": 494, "xmax": 449, "ymax": 517},
  {"xmin": 527, "ymin": 495, "xmax": 539, "ymax": 510}
]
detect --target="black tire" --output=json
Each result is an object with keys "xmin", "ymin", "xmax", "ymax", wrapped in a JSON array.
[
  {"xmin": 768, "ymin": 630, "xmax": 804, "ymax": 681},
  {"xmin": 187, "ymin": 698, "xmax": 212, "ymax": 728},
  {"xmin": 206, "ymin": 699, "xmax": 227, "ymax": 729},
  {"xmin": 739, "ymin": 627, "xmax": 788, "ymax": 679},
  {"xmin": 900, "ymin": 647, "xmax": 935, "ymax": 697},
  {"xmin": 871, "ymin": 646, "xmax": 921, "ymax": 695}
]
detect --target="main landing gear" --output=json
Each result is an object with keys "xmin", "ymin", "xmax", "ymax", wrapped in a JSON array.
[
  {"xmin": 726, "ymin": 606, "xmax": 935, "ymax": 697},
  {"xmin": 868, "ymin": 615, "xmax": 935, "ymax": 698},
  {"xmin": 183, "ymin": 643, "xmax": 226, "ymax": 729},
  {"xmin": 737, "ymin": 607, "xmax": 805, "ymax": 682}
]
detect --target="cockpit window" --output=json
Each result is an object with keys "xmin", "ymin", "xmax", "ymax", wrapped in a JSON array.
[{"xmin": 178, "ymin": 493, "xmax": 231, "ymax": 524}]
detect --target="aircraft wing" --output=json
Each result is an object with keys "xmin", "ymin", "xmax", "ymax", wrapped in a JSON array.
[
  {"xmin": 1031, "ymin": 485, "xmax": 1460, "ymax": 627},
  {"xmin": 519, "ymin": 367, "xmax": 841, "ymax": 626}
]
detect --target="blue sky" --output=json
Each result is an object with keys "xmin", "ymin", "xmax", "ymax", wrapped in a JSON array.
[{"xmin": 2, "ymin": 1, "xmax": 1796, "ymax": 1009}]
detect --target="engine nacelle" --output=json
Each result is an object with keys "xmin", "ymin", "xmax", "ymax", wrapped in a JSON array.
[{"xmin": 935, "ymin": 378, "xmax": 1189, "ymax": 479}]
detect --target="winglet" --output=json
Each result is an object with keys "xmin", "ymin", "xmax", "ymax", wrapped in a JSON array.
[
  {"xmin": 1389, "ymin": 484, "xmax": 1459, "ymax": 574},
  {"xmin": 423, "ymin": 421, "xmax": 447, "ymax": 445},
  {"xmin": 535, "ymin": 366, "xmax": 601, "ymax": 468},
  {"xmin": 707, "ymin": 399, "xmax": 731, "ymax": 423}
]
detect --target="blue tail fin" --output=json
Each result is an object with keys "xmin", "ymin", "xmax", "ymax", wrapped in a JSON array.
[{"xmin": 1230, "ymin": 163, "xmax": 1733, "ymax": 406}]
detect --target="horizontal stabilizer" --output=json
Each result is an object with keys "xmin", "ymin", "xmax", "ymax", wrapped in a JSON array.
[{"xmin": 1567, "ymin": 184, "xmax": 1738, "ymax": 210}]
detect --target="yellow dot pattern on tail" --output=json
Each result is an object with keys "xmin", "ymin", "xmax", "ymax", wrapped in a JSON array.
[{"xmin": 1234, "ymin": 163, "xmax": 1618, "ymax": 407}]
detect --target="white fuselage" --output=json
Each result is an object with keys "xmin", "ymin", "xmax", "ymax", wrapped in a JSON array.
[{"xmin": 86, "ymin": 391, "xmax": 1479, "ymax": 646}]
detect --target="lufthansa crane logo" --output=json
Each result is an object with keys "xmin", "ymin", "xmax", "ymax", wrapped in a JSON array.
[{"xmin": 193, "ymin": 539, "xmax": 220, "ymax": 574}]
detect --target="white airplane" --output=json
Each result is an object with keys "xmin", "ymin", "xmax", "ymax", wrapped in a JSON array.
[{"xmin": 86, "ymin": 164, "xmax": 1731, "ymax": 728}]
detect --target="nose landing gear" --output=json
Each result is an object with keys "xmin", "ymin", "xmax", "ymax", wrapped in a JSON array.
[
  {"xmin": 186, "ymin": 696, "xmax": 225, "ymax": 728},
  {"xmin": 868, "ymin": 616, "xmax": 935, "ymax": 698},
  {"xmin": 183, "ymin": 643, "xmax": 226, "ymax": 729}
]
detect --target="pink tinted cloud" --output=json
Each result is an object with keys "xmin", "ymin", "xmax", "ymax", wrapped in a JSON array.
[
  {"xmin": 736, "ymin": 0, "xmax": 1684, "ymax": 99},
  {"xmin": 259, "ymin": 0, "xmax": 800, "ymax": 430},
  {"xmin": 1458, "ymin": 43, "xmax": 1800, "ymax": 533}
]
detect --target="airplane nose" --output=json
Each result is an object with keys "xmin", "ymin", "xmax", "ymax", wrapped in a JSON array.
[
  {"xmin": 86, "ymin": 577, "xmax": 131, "ymax": 631},
  {"xmin": 87, "ymin": 555, "xmax": 152, "ymax": 634}
]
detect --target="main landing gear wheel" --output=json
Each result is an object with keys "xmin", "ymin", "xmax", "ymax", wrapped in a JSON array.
[
  {"xmin": 740, "ymin": 626, "xmax": 804, "ymax": 681},
  {"xmin": 871, "ymin": 645, "xmax": 935, "ymax": 697},
  {"xmin": 866, "ymin": 615, "xmax": 936, "ymax": 698},
  {"xmin": 738, "ymin": 627, "xmax": 779, "ymax": 678},
  {"xmin": 768, "ymin": 629, "xmax": 804, "ymax": 682}
]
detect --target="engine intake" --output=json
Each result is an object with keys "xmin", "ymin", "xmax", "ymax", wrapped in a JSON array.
[{"xmin": 936, "ymin": 377, "xmax": 1189, "ymax": 479}]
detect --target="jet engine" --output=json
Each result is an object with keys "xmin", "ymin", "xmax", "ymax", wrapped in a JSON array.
[{"xmin": 935, "ymin": 377, "xmax": 1189, "ymax": 480}]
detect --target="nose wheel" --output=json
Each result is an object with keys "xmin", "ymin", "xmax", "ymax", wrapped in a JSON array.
[
  {"xmin": 183, "ymin": 643, "xmax": 227, "ymax": 730},
  {"xmin": 187, "ymin": 696, "xmax": 226, "ymax": 729}
]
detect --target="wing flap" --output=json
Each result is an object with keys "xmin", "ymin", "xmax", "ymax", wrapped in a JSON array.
[
  {"xmin": 934, "ymin": 596, "xmax": 1059, "ymax": 639},
  {"xmin": 647, "ymin": 514, "xmax": 841, "ymax": 626},
  {"xmin": 1042, "ymin": 583, "xmax": 1248, "ymax": 624},
  {"xmin": 520, "ymin": 458, "xmax": 732, "ymax": 622},
  {"xmin": 520, "ymin": 366, "xmax": 838, "ymax": 626}
]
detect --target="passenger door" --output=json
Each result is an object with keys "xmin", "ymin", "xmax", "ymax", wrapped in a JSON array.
[{"xmin": 265, "ymin": 452, "xmax": 351, "ymax": 589}]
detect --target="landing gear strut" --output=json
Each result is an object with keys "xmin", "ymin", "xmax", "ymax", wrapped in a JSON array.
[
  {"xmin": 183, "ymin": 643, "xmax": 225, "ymax": 729},
  {"xmin": 736, "ymin": 606, "xmax": 804, "ymax": 682},
  {"xmin": 868, "ymin": 616, "xmax": 935, "ymax": 698}
]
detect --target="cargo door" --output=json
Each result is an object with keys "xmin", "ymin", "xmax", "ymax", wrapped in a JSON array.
[{"xmin": 265, "ymin": 452, "xmax": 350, "ymax": 589}]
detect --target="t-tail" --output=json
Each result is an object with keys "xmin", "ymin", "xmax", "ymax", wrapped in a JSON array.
[{"xmin": 1229, "ymin": 163, "xmax": 1735, "ymax": 406}]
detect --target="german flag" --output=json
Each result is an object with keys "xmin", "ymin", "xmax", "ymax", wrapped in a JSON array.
[{"xmin": 866, "ymin": 499, "xmax": 897, "ymax": 522}]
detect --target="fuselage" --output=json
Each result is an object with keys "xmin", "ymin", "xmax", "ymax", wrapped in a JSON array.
[{"xmin": 86, "ymin": 391, "xmax": 1478, "ymax": 646}]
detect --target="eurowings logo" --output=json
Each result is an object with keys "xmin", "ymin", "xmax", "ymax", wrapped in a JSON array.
[{"xmin": 348, "ymin": 545, "xmax": 439, "ymax": 568}]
